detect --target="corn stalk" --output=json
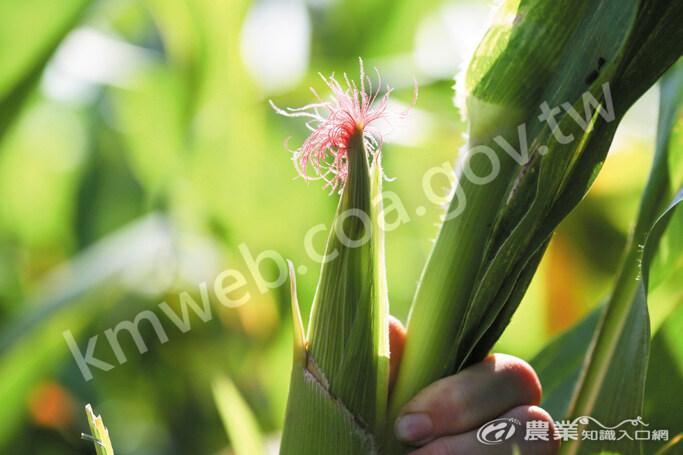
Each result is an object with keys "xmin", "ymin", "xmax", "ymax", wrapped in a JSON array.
[{"xmin": 277, "ymin": 0, "xmax": 682, "ymax": 453}]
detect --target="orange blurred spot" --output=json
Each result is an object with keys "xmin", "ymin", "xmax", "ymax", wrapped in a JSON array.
[
  {"xmin": 545, "ymin": 233, "xmax": 581, "ymax": 335},
  {"xmin": 28, "ymin": 382, "xmax": 74, "ymax": 430}
]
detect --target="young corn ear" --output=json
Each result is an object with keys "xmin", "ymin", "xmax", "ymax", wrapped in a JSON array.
[{"xmin": 279, "ymin": 129, "xmax": 389, "ymax": 454}]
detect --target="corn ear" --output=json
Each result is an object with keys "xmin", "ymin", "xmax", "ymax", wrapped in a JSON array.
[{"xmin": 279, "ymin": 130, "xmax": 389, "ymax": 454}]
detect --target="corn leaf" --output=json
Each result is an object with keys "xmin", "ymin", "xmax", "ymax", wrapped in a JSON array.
[
  {"xmin": 531, "ymin": 305, "xmax": 604, "ymax": 420},
  {"xmin": 563, "ymin": 190, "xmax": 680, "ymax": 455},
  {"xmin": 643, "ymin": 305, "xmax": 683, "ymax": 455},
  {"xmin": 531, "ymin": 65, "xmax": 681, "ymax": 453},
  {"xmin": 561, "ymin": 61, "xmax": 683, "ymax": 455}
]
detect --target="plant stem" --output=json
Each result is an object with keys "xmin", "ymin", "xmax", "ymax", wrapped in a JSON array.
[{"xmin": 385, "ymin": 119, "xmax": 523, "ymax": 450}]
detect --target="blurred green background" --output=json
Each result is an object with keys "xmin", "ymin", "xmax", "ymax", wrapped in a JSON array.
[{"xmin": 0, "ymin": 0, "xmax": 679, "ymax": 453}]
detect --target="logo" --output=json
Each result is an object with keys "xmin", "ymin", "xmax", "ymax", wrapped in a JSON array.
[
  {"xmin": 476, "ymin": 415, "xmax": 669, "ymax": 445},
  {"xmin": 476, "ymin": 418, "xmax": 521, "ymax": 445}
]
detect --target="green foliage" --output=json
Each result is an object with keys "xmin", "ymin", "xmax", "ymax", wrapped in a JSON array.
[
  {"xmin": 531, "ymin": 304, "xmax": 603, "ymax": 420},
  {"xmin": 0, "ymin": 0, "xmax": 91, "ymax": 140}
]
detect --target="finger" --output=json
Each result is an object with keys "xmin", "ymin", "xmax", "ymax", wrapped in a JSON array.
[
  {"xmin": 410, "ymin": 405, "xmax": 560, "ymax": 455},
  {"xmin": 389, "ymin": 315, "xmax": 406, "ymax": 393},
  {"xmin": 394, "ymin": 354, "xmax": 542, "ymax": 445}
]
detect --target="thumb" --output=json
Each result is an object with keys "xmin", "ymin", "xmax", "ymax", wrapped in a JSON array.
[{"xmin": 389, "ymin": 315, "xmax": 406, "ymax": 393}]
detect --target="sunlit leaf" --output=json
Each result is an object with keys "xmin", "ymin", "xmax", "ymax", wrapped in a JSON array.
[
  {"xmin": 562, "ymin": 62, "xmax": 683, "ymax": 455},
  {"xmin": 212, "ymin": 375, "xmax": 265, "ymax": 455}
]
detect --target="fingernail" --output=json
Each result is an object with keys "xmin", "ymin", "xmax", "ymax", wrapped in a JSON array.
[{"xmin": 394, "ymin": 413, "xmax": 434, "ymax": 442}]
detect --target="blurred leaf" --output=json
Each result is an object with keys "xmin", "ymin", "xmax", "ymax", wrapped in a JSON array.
[
  {"xmin": 315, "ymin": 0, "xmax": 396, "ymax": 58},
  {"xmin": 653, "ymin": 434, "xmax": 683, "ymax": 455},
  {"xmin": 213, "ymin": 375, "xmax": 265, "ymax": 455},
  {"xmin": 0, "ymin": 101, "xmax": 87, "ymax": 247},
  {"xmin": 0, "ymin": 215, "xmax": 176, "ymax": 449},
  {"xmin": 0, "ymin": 300, "xmax": 91, "ymax": 448},
  {"xmin": 0, "ymin": 0, "xmax": 91, "ymax": 140},
  {"xmin": 0, "ymin": 214, "xmax": 174, "ymax": 354},
  {"xmin": 649, "ymin": 203, "xmax": 682, "ymax": 291},
  {"xmin": 109, "ymin": 67, "xmax": 185, "ymax": 195},
  {"xmin": 649, "ymin": 61, "xmax": 683, "ymax": 290},
  {"xmin": 141, "ymin": 0, "xmax": 306, "ymax": 251},
  {"xmin": 365, "ymin": 0, "xmax": 443, "ymax": 56}
]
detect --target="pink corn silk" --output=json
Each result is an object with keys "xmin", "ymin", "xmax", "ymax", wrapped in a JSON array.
[{"xmin": 271, "ymin": 59, "xmax": 417, "ymax": 193}]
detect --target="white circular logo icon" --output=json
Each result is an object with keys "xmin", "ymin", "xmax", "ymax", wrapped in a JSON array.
[{"xmin": 476, "ymin": 418, "xmax": 520, "ymax": 445}]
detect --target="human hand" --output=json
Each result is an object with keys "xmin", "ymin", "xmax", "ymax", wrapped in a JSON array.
[{"xmin": 389, "ymin": 317, "xmax": 560, "ymax": 454}]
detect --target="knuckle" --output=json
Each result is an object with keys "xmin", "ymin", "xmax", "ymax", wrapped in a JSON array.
[
  {"xmin": 419, "ymin": 374, "xmax": 474, "ymax": 432},
  {"xmin": 443, "ymin": 377, "xmax": 473, "ymax": 428},
  {"xmin": 497, "ymin": 355, "xmax": 542, "ymax": 405},
  {"xmin": 523, "ymin": 406, "xmax": 561, "ymax": 455},
  {"xmin": 419, "ymin": 437, "xmax": 459, "ymax": 455}
]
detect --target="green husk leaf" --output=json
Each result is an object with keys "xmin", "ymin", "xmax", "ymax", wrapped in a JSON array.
[
  {"xmin": 280, "ymin": 249, "xmax": 379, "ymax": 454},
  {"xmin": 370, "ymin": 158, "xmax": 390, "ymax": 436},
  {"xmin": 280, "ymin": 130, "xmax": 389, "ymax": 453}
]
